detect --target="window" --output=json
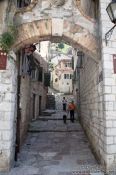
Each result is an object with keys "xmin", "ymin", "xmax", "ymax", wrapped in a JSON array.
[
  {"xmin": 38, "ymin": 67, "xmax": 43, "ymax": 82},
  {"xmin": 65, "ymin": 62, "xmax": 72, "ymax": 68},
  {"xmin": 44, "ymin": 73, "xmax": 50, "ymax": 87},
  {"xmin": 55, "ymin": 78, "xmax": 58, "ymax": 82},
  {"xmin": 70, "ymin": 74, "xmax": 72, "ymax": 79},
  {"xmin": 64, "ymin": 74, "xmax": 70, "ymax": 79},
  {"xmin": 31, "ymin": 68, "xmax": 39, "ymax": 81},
  {"xmin": 17, "ymin": 0, "xmax": 31, "ymax": 8}
]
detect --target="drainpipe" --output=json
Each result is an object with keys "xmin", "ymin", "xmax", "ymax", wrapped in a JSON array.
[
  {"xmin": 77, "ymin": 68, "xmax": 81, "ymax": 122},
  {"xmin": 15, "ymin": 51, "xmax": 22, "ymax": 161}
]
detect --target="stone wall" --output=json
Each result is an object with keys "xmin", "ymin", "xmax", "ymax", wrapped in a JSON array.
[
  {"xmin": 30, "ymin": 81, "xmax": 47, "ymax": 119},
  {"xmin": 0, "ymin": 1, "xmax": 8, "ymax": 34},
  {"xmin": 99, "ymin": 0, "xmax": 116, "ymax": 170},
  {"xmin": 80, "ymin": 0, "xmax": 99, "ymax": 19},
  {"xmin": 0, "ymin": 58, "xmax": 18, "ymax": 171},
  {"xmin": 14, "ymin": 0, "xmax": 99, "ymax": 61},
  {"xmin": 19, "ymin": 51, "xmax": 48, "ymax": 146},
  {"xmin": 79, "ymin": 55, "xmax": 104, "ymax": 166},
  {"xmin": 20, "ymin": 76, "xmax": 31, "ymax": 146}
]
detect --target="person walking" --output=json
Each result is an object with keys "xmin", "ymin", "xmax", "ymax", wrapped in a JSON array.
[
  {"xmin": 62, "ymin": 97, "xmax": 67, "ymax": 111},
  {"xmin": 68, "ymin": 100, "xmax": 76, "ymax": 122}
]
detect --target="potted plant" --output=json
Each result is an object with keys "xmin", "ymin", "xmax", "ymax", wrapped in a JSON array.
[
  {"xmin": 0, "ymin": 24, "xmax": 17, "ymax": 53},
  {"xmin": 0, "ymin": 24, "xmax": 17, "ymax": 69}
]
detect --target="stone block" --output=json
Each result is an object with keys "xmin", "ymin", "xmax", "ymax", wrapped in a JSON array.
[
  {"xmin": 105, "ymin": 120, "xmax": 113, "ymax": 127},
  {"xmin": 0, "ymin": 102, "xmax": 15, "ymax": 112},
  {"xmin": 113, "ymin": 102, "xmax": 116, "ymax": 110},
  {"xmin": 106, "ymin": 111, "xmax": 116, "ymax": 119},
  {"xmin": 52, "ymin": 18, "xmax": 63, "ymax": 36},
  {"xmin": 105, "ymin": 136, "xmax": 113, "ymax": 144},
  {"xmin": 106, "ymin": 144, "xmax": 116, "ymax": 154},
  {"xmin": 2, "ymin": 130, "xmax": 13, "ymax": 141},
  {"xmin": 103, "ymin": 86, "xmax": 112, "ymax": 94},
  {"xmin": 5, "ymin": 93, "xmax": 16, "ymax": 103},
  {"xmin": 0, "ymin": 121, "xmax": 13, "ymax": 130},
  {"xmin": 104, "ymin": 102, "xmax": 113, "ymax": 111},
  {"xmin": 103, "ymin": 61, "xmax": 113, "ymax": 70},
  {"xmin": 4, "ymin": 112, "xmax": 15, "ymax": 121},
  {"xmin": 106, "ymin": 128, "xmax": 116, "ymax": 136},
  {"xmin": 112, "ymin": 87, "xmax": 116, "ymax": 94},
  {"xmin": 103, "ymin": 69, "xmax": 113, "ymax": 78},
  {"xmin": 0, "ymin": 140, "xmax": 12, "ymax": 150},
  {"xmin": 104, "ymin": 94, "xmax": 115, "ymax": 101},
  {"xmin": 113, "ymin": 137, "xmax": 116, "ymax": 144},
  {"xmin": 112, "ymin": 121, "xmax": 116, "ymax": 127},
  {"xmin": 104, "ymin": 78, "xmax": 115, "ymax": 86}
]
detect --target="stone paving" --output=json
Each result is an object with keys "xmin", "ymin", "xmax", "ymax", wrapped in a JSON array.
[
  {"xmin": 0, "ymin": 94, "xmax": 114, "ymax": 175},
  {"xmin": 0, "ymin": 109, "xmax": 105, "ymax": 175}
]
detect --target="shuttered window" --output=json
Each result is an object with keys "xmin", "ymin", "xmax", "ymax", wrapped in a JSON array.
[
  {"xmin": 44, "ymin": 73, "xmax": 50, "ymax": 86},
  {"xmin": 38, "ymin": 67, "xmax": 43, "ymax": 82},
  {"xmin": 113, "ymin": 55, "xmax": 116, "ymax": 74},
  {"xmin": 17, "ymin": 0, "xmax": 31, "ymax": 8}
]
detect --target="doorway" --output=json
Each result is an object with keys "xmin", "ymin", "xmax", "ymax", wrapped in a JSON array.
[
  {"xmin": 32, "ymin": 94, "xmax": 36, "ymax": 120},
  {"xmin": 39, "ymin": 96, "xmax": 42, "ymax": 116}
]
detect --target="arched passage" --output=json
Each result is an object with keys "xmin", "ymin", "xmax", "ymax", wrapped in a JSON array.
[
  {"xmin": 14, "ymin": 19, "xmax": 99, "ymax": 62},
  {"xmin": 0, "ymin": 0, "xmax": 106, "ymax": 172},
  {"xmin": 12, "ymin": 20, "xmax": 103, "ymax": 168}
]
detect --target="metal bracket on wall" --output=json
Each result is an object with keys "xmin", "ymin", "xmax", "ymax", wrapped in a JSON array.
[{"xmin": 105, "ymin": 24, "xmax": 116, "ymax": 45}]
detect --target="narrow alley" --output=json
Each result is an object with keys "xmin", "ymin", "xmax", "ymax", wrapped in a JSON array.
[{"xmin": 0, "ymin": 94, "xmax": 105, "ymax": 175}]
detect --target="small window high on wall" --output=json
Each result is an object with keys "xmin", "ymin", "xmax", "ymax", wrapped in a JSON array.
[{"xmin": 17, "ymin": 0, "xmax": 31, "ymax": 8}]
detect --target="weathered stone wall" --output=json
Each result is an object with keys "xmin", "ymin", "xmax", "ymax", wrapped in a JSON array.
[
  {"xmin": 0, "ymin": 58, "xmax": 18, "ymax": 171},
  {"xmin": 99, "ymin": 0, "xmax": 116, "ymax": 170},
  {"xmin": 79, "ymin": 55, "xmax": 104, "ymax": 166},
  {"xmin": 14, "ymin": 0, "xmax": 99, "ymax": 61},
  {"xmin": 0, "ymin": 1, "xmax": 8, "ymax": 34},
  {"xmin": 80, "ymin": 0, "xmax": 98, "ymax": 19},
  {"xmin": 19, "ymin": 52, "xmax": 48, "ymax": 145},
  {"xmin": 1, "ymin": 0, "xmax": 116, "ymax": 172},
  {"xmin": 20, "ymin": 76, "xmax": 31, "ymax": 146},
  {"xmin": 30, "ymin": 81, "xmax": 47, "ymax": 119}
]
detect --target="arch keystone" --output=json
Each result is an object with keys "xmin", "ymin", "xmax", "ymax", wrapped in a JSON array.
[{"xmin": 52, "ymin": 18, "xmax": 63, "ymax": 37}]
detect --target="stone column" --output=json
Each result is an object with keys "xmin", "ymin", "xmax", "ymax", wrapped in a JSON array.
[
  {"xmin": 99, "ymin": 0, "xmax": 116, "ymax": 170},
  {"xmin": 0, "ymin": 57, "xmax": 17, "ymax": 171}
]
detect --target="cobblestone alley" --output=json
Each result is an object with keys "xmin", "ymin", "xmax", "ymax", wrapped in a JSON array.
[{"xmin": 0, "ymin": 94, "xmax": 107, "ymax": 175}]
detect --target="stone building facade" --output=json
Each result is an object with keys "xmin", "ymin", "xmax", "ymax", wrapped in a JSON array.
[
  {"xmin": 52, "ymin": 56, "xmax": 73, "ymax": 93},
  {"xmin": 0, "ymin": 0, "xmax": 116, "ymax": 172},
  {"xmin": 17, "ymin": 49, "xmax": 48, "ymax": 147}
]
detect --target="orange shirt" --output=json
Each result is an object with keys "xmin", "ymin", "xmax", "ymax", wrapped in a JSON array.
[{"xmin": 68, "ymin": 103, "xmax": 76, "ymax": 110}]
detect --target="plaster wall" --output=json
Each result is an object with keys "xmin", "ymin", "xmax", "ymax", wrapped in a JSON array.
[{"xmin": 59, "ymin": 72, "xmax": 73, "ymax": 93}]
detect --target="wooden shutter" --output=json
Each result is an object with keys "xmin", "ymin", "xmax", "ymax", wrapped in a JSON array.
[
  {"xmin": 38, "ymin": 67, "xmax": 43, "ymax": 82},
  {"xmin": 0, "ymin": 51, "xmax": 7, "ymax": 70},
  {"xmin": 44, "ymin": 72, "xmax": 50, "ymax": 86},
  {"xmin": 113, "ymin": 55, "xmax": 116, "ymax": 74}
]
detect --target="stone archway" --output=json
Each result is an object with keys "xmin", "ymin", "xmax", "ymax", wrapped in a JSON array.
[
  {"xmin": 0, "ymin": 0, "xmax": 105, "ymax": 172},
  {"xmin": 14, "ymin": 0, "xmax": 104, "ymax": 168},
  {"xmin": 14, "ymin": 19, "xmax": 99, "ymax": 62},
  {"xmin": 13, "ymin": 0, "xmax": 99, "ymax": 62}
]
